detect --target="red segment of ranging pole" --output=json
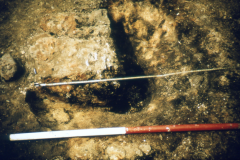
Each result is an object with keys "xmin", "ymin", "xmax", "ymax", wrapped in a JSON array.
[
  {"xmin": 126, "ymin": 123, "xmax": 240, "ymax": 134},
  {"xmin": 6, "ymin": 123, "xmax": 240, "ymax": 141}
]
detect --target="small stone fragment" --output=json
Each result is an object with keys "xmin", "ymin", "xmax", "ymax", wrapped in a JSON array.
[
  {"xmin": 40, "ymin": 13, "xmax": 77, "ymax": 36},
  {"xmin": 50, "ymin": 156, "xmax": 64, "ymax": 160},
  {"xmin": 0, "ymin": 53, "xmax": 17, "ymax": 80},
  {"xmin": 135, "ymin": 149, "xmax": 143, "ymax": 157},
  {"xmin": 68, "ymin": 139, "xmax": 99, "ymax": 159},
  {"xmin": 106, "ymin": 145, "xmax": 126, "ymax": 160},
  {"xmin": 139, "ymin": 144, "xmax": 151, "ymax": 155}
]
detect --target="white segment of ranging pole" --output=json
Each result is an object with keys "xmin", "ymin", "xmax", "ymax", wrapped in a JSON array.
[{"xmin": 10, "ymin": 127, "xmax": 126, "ymax": 141}]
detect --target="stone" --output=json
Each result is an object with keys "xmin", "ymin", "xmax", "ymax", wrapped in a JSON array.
[
  {"xmin": 106, "ymin": 145, "xmax": 126, "ymax": 160},
  {"xmin": 139, "ymin": 144, "xmax": 151, "ymax": 155},
  {"xmin": 123, "ymin": 143, "xmax": 143, "ymax": 158},
  {"xmin": 68, "ymin": 139, "xmax": 99, "ymax": 159},
  {"xmin": 28, "ymin": 35, "xmax": 118, "ymax": 80},
  {"xmin": 40, "ymin": 13, "xmax": 77, "ymax": 36},
  {"xmin": 0, "ymin": 53, "xmax": 17, "ymax": 80},
  {"xmin": 26, "ymin": 10, "xmax": 121, "ymax": 106},
  {"xmin": 50, "ymin": 156, "xmax": 64, "ymax": 160}
]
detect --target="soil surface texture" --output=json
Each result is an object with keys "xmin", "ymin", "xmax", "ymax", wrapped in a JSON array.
[{"xmin": 0, "ymin": 0, "xmax": 240, "ymax": 159}]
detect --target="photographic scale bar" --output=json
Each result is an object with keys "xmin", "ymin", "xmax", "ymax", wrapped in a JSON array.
[{"xmin": 1, "ymin": 123, "xmax": 239, "ymax": 141}]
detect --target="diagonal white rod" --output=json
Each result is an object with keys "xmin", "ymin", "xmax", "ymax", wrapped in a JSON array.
[{"xmin": 34, "ymin": 67, "xmax": 231, "ymax": 87}]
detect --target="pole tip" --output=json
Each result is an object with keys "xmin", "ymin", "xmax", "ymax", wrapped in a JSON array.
[{"xmin": 34, "ymin": 83, "xmax": 40, "ymax": 87}]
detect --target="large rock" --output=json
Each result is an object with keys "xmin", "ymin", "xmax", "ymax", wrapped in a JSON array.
[
  {"xmin": 0, "ymin": 53, "xmax": 17, "ymax": 80},
  {"xmin": 28, "ymin": 35, "xmax": 118, "ymax": 80},
  {"xmin": 26, "ymin": 9, "xmax": 148, "ymax": 110},
  {"xmin": 28, "ymin": 10, "xmax": 118, "ymax": 80}
]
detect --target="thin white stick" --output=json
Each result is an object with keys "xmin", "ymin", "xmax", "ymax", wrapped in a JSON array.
[{"xmin": 34, "ymin": 67, "xmax": 231, "ymax": 87}]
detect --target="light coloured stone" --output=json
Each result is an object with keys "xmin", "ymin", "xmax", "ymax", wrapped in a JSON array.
[
  {"xmin": 106, "ymin": 145, "xmax": 126, "ymax": 160},
  {"xmin": 0, "ymin": 53, "xmax": 17, "ymax": 80},
  {"xmin": 123, "ymin": 143, "xmax": 143, "ymax": 159},
  {"xmin": 28, "ymin": 36, "xmax": 118, "ymax": 80},
  {"xmin": 40, "ymin": 13, "xmax": 77, "ymax": 36},
  {"xmin": 139, "ymin": 144, "xmax": 151, "ymax": 155},
  {"xmin": 68, "ymin": 139, "xmax": 99, "ymax": 159},
  {"xmin": 27, "ymin": 10, "xmax": 118, "ymax": 81}
]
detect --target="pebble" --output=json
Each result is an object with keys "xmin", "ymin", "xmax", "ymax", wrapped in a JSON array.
[
  {"xmin": 106, "ymin": 145, "xmax": 126, "ymax": 160},
  {"xmin": 139, "ymin": 144, "xmax": 151, "ymax": 155},
  {"xmin": 0, "ymin": 53, "xmax": 17, "ymax": 80}
]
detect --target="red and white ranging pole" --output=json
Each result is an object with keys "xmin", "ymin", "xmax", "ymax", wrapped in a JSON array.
[{"xmin": 2, "ymin": 123, "xmax": 239, "ymax": 141}]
